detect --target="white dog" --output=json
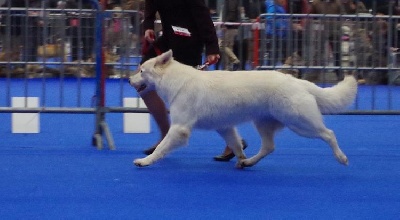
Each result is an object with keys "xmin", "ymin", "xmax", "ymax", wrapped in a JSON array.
[{"xmin": 129, "ymin": 50, "xmax": 357, "ymax": 168}]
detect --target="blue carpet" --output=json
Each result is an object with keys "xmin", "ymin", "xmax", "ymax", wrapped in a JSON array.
[{"xmin": 0, "ymin": 79, "xmax": 400, "ymax": 219}]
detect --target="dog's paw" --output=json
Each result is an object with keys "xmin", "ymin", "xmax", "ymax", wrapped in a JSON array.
[
  {"xmin": 133, "ymin": 158, "xmax": 151, "ymax": 167},
  {"xmin": 235, "ymin": 161, "xmax": 245, "ymax": 169},
  {"xmin": 235, "ymin": 159, "xmax": 254, "ymax": 169}
]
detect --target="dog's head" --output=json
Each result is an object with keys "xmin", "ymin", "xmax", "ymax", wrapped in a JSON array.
[{"xmin": 129, "ymin": 50, "xmax": 174, "ymax": 95}]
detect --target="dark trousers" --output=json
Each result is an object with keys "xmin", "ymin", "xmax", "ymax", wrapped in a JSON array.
[
  {"xmin": 140, "ymin": 35, "xmax": 203, "ymax": 67},
  {"xmin": 21, "ymin": 19, "xmax": 41, "ymax": 62},
  {"xmin": 69, "ymin": 17, "xmax": 95, "ymax": 61},
  {"xmin": 266, "ymin": 34, "xmax": 289, "ymax": 65}
]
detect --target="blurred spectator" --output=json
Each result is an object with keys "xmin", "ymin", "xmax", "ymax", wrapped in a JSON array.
[
  {"xmin": 122, "ymin": 0, "xmax": 145, "ymax": 54},
  {"xmin": 0, "ymin": 0, "xmax": 57, "ymax": 75},
  {"xmin": 105, "ymin": 5, "xmax": 130, "ymax": 57},
  {"xmin": 374, "ymin": 0, "xmax": 400, "ymax": 49},
  {"xmin": 220, "ymin": 0, "xmax": 241, "ymax": 70},
  {"xmin": 350, "ymin": 0, "xmax": 400, "ymax": 85},
  {"xmin": 0, "ymin": 0, "xmax": 25, "ymax": 62},
  {"xmin": 342, "ymin": 0, "xmax": 368, "ymax": 14},
  {"xmin": 340, "ymin": 0, "xmax": 369, "ymax": 83},
  {"xmin": 233, "ymin": 4, "xmax": 252, "ymax": 70},
  {"xmin": 303, "ymin": 0, "xmax": 343, "ymax": 82},
  {"xmin": 64, "ymin": 0, "xmax": 96, "ymax": 62},
  {"xmin": 207, "ymin": 0, "xmax": 219, "ymax": 18},
  {"xmin": 281, "ymin": 0, "xmax": 310, "ymax": 77},
  {"xmin": 394, "ymin": 1, "xmax": 400, "ymax": 50},
  {"xmin": 239, "ymin": 0, "xmax": 266, "ymax": 69},
  {"xmin": 264, "ymin": 0, "xmax": 290, "ymax": 66},
  {"xmin": 363, "ymin": 0, "xmax": 394, "ymax": 84},
  {"xmin": 247, "ymin": 0, "xmax": 267, "ymax": 20}
]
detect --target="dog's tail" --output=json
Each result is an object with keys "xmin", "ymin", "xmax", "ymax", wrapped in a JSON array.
[{"xmin": 304, "ymin": 74, "xmax": 358, "ymax": 114}]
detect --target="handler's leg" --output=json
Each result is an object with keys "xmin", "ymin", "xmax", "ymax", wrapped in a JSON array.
[
  {"xmin": 216, "ymin": 128, "xmax": 246, "ymax": 167},
  {"xmin": 141, "ymin": 90, "xmax": 170, "ymax": 155},
  {"xmin": 213, "ymin": 140, "xmax": 248, "ymax": 162}
]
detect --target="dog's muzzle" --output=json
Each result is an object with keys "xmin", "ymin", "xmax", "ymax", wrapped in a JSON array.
[
  {"xmin": 129, "ymin": 78, "xmax": 148, "ymax": 94},
  {"xmin": 136, "ymin": 84, "xmax": 147, "ymax": 93}
]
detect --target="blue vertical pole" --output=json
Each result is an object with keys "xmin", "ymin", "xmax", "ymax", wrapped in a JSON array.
[
  {"xmin": 81, "ymin": 0, "xmax": 115, "ymax": 149},
  {"xmin": 86, "ymin": 0, "xmax": 103, "ymax": 141},
  {"xmin": 91, "ymin": 0, "xmax": 105, "ymax": 109},
  {"xmin": 86, "ymin": 0, "xmax": 115, "ymax": 149}
]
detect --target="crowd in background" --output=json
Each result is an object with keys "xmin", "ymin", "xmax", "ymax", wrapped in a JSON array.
[
  {"xmin": 210, "ymin": 0, "xmax": 400, "ymax": 84},
  {"xmin": 0, "ymin": 0, "xmax": 399, "ymax": 84}
]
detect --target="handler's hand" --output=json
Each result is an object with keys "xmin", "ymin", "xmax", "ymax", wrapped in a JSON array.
[
  {"xmin": 144, "ymin": 29, "xmax": 155, "ymax": 43},
  {"xmin": 206, "ymin": 54, "xmax": 220, "ymax": 65}
]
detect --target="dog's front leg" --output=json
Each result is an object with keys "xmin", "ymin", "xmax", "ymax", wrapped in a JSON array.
[{"xmin": 134, "ymin": 124, "xmax": 191, "ymax": 167}]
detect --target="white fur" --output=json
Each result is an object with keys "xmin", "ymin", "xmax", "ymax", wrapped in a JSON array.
[{"xmin": 129, "ymin": 50, "xmax": 357, "ymax": 168}]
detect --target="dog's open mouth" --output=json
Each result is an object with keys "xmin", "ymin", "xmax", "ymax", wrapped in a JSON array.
[{"xmin": 136, "ymin": 84, "xmax": 147, "ymax": 93}]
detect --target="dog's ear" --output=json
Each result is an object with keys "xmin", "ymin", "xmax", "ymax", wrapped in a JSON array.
[{"xmin": 156, "ymin": 50, "xmax": 173, "ymax": 66}]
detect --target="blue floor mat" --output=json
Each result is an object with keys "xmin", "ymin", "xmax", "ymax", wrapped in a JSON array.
[{"xmin": 0, "ymin": 115, "xmax": 399, "ymax": 219}]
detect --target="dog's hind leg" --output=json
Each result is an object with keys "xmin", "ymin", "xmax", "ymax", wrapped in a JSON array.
[
  {"xmin": 133, "ymin": 124, "xmax": 191, "ymax": 167},
  {"xmin": 292, "ymin": 125, "xmax": 348, "ymax": 165},
  {"xmin": 286, "ymin": 113, "xmax": 349, "ymax": 166},
  {"xmin": 216, "ymin": 127, "xmax": 246, "ymax": 167},
  {"xmin": 318, "ymin": 128, "xmax": 348, "ymax": 165},
  {"xmin": 238, "ymin": 119, "xmax": 283, "ymax": 168}
]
